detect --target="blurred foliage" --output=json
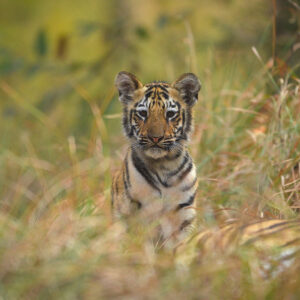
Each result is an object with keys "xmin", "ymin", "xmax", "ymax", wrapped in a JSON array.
[
  {"xmin": 0, "ymin": 0, "xmax": 274, "ymax": 149},
  {"xmin": 0, "ymin": 0, "xmax": 300, "ymax": 299}
]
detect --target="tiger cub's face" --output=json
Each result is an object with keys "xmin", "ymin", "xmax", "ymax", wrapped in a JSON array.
[{"xmin": 115, "ymin": 72, "xmax": 201, "ymax": 159}]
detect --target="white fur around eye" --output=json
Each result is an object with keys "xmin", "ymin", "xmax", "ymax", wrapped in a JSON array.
[
  {"xmin": 136, "ymin": 105, "xmax": 148, "ymax": 119},
  {"xmin": 166, "ymin": 109, "xmax": 178, "ymax": 120}
]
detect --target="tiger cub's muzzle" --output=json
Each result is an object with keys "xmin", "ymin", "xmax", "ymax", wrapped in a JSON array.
[
  {"xmin": 147, "ymin": 134, "xmax": 164, "ymax": 144},
  {"xmin": 139, "ymin": 133, "xmax": 175, "ymax": 151}
]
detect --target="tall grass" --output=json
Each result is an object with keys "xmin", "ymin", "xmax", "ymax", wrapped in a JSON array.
[
  {"xmin": 1, "ymin": 52, "xmax": 299, "ymax": 298},
  {"xmin": 1, "ymin": 1, "xmax": 300, "ymax": 298}
]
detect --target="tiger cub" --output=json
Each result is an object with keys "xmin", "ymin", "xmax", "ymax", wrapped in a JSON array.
[{"xmin": 111, "ymin": 71, "xmax": 201, "ymax": 248}]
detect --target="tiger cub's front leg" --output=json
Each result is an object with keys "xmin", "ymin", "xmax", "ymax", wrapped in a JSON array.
[{"xmin": 158, "ymin": 158, "xmax": 198, "ymax": 248}]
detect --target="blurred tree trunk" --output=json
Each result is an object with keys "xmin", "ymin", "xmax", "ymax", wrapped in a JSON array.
[{"xmin": 275, "ymin": 0, "xmax": 300, "ymax": 76}]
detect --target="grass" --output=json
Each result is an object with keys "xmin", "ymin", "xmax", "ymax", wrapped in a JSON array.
[
  {"xmin": 0, "ymin": 3, "xmax": 300, "ymax": 295},
  {"xmin": 1, "ymin": 52, "xmax": 300, "ymax": 298}
]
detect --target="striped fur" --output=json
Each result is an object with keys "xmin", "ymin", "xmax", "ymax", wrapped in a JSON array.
[{"xmin": 112, "ymin": 71, "xmax": 201, "ymax": 248}]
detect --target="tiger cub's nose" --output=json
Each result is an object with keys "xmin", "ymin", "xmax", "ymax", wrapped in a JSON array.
[{"xmin": 148, "ymin": 135, "xmax": 163, "ymax": 143}]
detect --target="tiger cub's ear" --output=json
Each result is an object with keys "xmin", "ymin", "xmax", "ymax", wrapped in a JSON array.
[
  {"xmin": 115, "ymin": 71, "xmax": 143, "ymax": 103},
  {"xmin": 172, "ymin": 73, "xmax": 201, "ymax": 106}
]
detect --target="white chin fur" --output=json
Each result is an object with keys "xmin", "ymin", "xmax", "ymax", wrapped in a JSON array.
[{"xmin": 144, "ymin": 148, "xmax": 168, "ymax": 159}]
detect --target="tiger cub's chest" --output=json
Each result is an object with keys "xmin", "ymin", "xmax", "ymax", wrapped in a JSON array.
[{"xmin": 127, "ymin": 149, "xmax": 197, "ymax": 208}]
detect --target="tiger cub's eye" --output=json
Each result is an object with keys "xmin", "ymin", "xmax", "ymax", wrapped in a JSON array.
[
  {"xmin": 138, "ymin": 110, "xmax": 147, "ymax": 118},
  {"xmin": 166, "ymin": 111, "xmax": 176, "ymax": 119}
]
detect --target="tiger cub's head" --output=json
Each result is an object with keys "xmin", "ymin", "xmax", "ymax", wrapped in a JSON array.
[{"xmin": 115, "ymin": 71, "xmax": 201, "ymax": 159}]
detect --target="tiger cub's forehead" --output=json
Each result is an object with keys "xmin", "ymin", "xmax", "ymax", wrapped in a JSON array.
[{"xmin": 133, "ymin": 82, "xmax": 183, "ymax": 109}]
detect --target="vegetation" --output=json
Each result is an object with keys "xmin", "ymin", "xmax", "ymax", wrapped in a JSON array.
[{"xmin": 0, "ymin": 0, "xmax": 299, "ymax": 298}]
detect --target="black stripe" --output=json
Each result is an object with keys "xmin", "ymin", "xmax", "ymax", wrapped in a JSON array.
[
  {"xmin": 176, "ymin": 192, "xmax": 196, "ymax": 210},
  {"xmin": 166, "ymin": 152, "xmax": 189, "ymax": 177},
  {"xmin": 159, "ymin": 86, "xmax": 169, "ymax": 93},
  {"xmin": 177, "ymin": 161, "xmax": 193, "ymax": 182},
  {"xmin": 123, "ymin": 167, "xmax": 142, "ymax": 209},
  {"xmin": 180, "ymin": 109, "xmax": 186, "ymax": 136},
  {"xmin": 155, "ymin": 172, "xmax": 170, "ymax": 188},
  {"xmin": 181, "ymin": 177, "xmax": 197, "ymax": 192},
  {"xmin": 129, "ymin": 109, "xmax": 134, "ymax": 137},
  {"xmin": 182, "ymin": 109, "xmax": 185, "ymax": 127},
  {"xmin": 154, "ymin": 153, "xmax": 189, "ymax": 188},
  {"xmin": 180, "ymin": 218, "xmax": 194, "ymax": 231},
  {"xmin": 176, "ymin": 126, "xmax": 183, "ymax": 134},
  {"xmin": 174, "ymin": 101, "xmax": 181, "ymax": 109},
  {"xmin": 115, "ymin": 180, "xmax": 119, "ymax": 195},
  {"xmin": 146, "ymin": 84, "xmax": 169, "ymax": 94},
  {"xmin": 123, "ymin": 167, "xmax": 129, "ymax": 193},
  {"xmin": 125, "ymin": 155, "xmax": 131, "ymax": 188},
  {"xmin": 161, "ymin": 92, "xmax": 169, "ymax": 99},
  {"xmin": 145, "ymin": 91, "xmax": 153, "ymax": 99},
  {"xmin": 145, "ymin": 87, "xmax": 154, "ymax": 94},
  {"xmin": 122, "ymin": 161, "xmax": 130, "ymax": 197},
  {"xmin": 131, "ymin": 150, "xmax": 161, "ymax": 195},
  {"xmin": 155, "ymin": 84, "xmax": 168, "ymax": 93}
]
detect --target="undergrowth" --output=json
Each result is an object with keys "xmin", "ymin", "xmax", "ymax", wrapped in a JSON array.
[
  {"xmin": 0, "ymin": 54, "xmax": 299, "ymax": 298},
  {"xmin": 0, "ymin": 2, "xmax": 299, "ymax": 296}
]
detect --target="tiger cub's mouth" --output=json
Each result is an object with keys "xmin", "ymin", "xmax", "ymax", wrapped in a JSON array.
[{"xmin": 138, "ymin": 138, "xmax": 178, "ymax": 159}]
